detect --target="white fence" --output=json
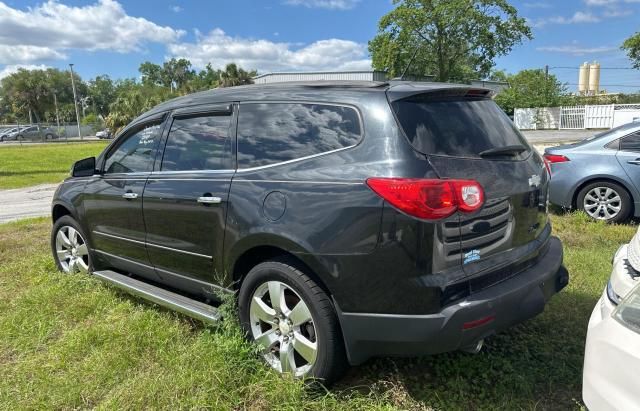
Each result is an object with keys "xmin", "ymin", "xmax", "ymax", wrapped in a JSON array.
[{"xmin": 515, "ymin": 104, "xmax": 640, "ymax": 130}]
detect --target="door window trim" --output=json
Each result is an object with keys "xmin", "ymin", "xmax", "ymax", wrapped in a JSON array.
[
  {"xmin": 235, "ymin": 101, "xmax": 364, "ymax": 172},
  {"xmin": 99, "ymin": 114, "xmax": 168, "ymax": 175},
  {"xmin": 153, "ymin": 102, "xmax": 237, "ymax": 174}
]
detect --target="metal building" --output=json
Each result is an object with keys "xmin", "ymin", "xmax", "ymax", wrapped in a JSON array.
[{"xmin": 253, "ymin": 71, "xmax": 389, "ymax": 84}]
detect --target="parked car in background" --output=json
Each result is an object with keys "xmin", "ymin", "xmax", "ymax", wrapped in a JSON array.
[
  {"xmin": 0, "ymin": 126, "xmax": 23, "ymax": 142},
  {"xmin": 51, "ymin": 81, "xmax": 568, "ymax": 383},
  {"xmin": 583, "ymin": 226, "xmax": 640, "ymax": 409},
  {"xmin": 545, "ymin": 122, "xmax": 640, "ymax": 222},
  {"xmin": 96, "ymin": 129, "xmax": 112, "ymax": 139},
  {"xmin": 14, "ymin": 125, "xmax": 59, "ymax": 140}
]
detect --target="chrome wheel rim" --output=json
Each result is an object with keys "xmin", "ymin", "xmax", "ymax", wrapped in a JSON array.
[
  {"xmin": 583, "ymin": 187, "xmax": 622, "ymax": 220},
  {"xmin": 249, "ymin": 281, "xmax": 317, "ymax": 377},
  {"xmin": 55, "ymin": 226, "xmax": 89, "ymax": 274}
]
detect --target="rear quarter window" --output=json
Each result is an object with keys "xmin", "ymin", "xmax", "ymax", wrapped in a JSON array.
[
  {"xmin": 237, "ymin": 103, "xmax": 361, "ymax": 168},
  {"xmin": 391, "ymin": 97, "xmax": 529, "ymax": 158}
]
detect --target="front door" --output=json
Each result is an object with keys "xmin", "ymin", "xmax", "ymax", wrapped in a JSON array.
[
  {"xmin": 83, "ymin": 118, "xmax": 165, "ymax": 280},
  {"xmin": 143, "ymin": 104, "xmax": 235, "ymax": 290}
]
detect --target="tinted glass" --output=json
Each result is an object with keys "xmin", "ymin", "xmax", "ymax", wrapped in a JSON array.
[
  {"xmin": 620, "ymin": 132, "xmax": 640, "ymax": 152},
  {"xmin": 104, "ymin": 123, "xmax": 161, "ymax": 174},
  {"xmin": 161, "ymin": 114, "xmax": 232, "ymax": 171},
  {"xmin": 392, "ymin": 97, "xmax": 530, "ymax": 157},
  {"xmin": 237, "ymin": 103, "xmax": 361, "ymax": 168}
]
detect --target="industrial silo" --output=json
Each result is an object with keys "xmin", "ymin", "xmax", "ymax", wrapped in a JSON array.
[
  {"xmin": 579, "ymin": 62, "xmax": 590, "ymax": 95},
  {"xmin": 589, "ymin": 61, "xmax": 600, "ymax": 94}
]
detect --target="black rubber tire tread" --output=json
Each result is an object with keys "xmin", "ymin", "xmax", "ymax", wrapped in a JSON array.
[
  {"xmin": 238, "ymin": 256, "xmax": 347, "ymax": 385},
  {"xmin": 50, "ymin": 214, "xmax": 93, "ymax": 273},
  {"xmin": 576, "ymin": 180, "xmax": 632, "ymax": 223}
]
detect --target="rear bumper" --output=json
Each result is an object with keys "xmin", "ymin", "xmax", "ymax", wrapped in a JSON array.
[{"xmin": 336, "ymin": 236, "xmax": 567, "ymax": 365}]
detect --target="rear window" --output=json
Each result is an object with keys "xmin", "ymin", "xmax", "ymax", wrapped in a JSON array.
[
  {"xmin": 237, "ymin": 103, "xmax": 361, "ymax": 169},
  {"xmin": 391, "ymin": 97, "xmax": 529, "ymax": 158}
]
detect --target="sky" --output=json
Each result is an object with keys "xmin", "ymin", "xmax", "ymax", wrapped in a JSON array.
[{"xmin": 0, "ymin": 0, "xmax": 638, "ymax": 93}]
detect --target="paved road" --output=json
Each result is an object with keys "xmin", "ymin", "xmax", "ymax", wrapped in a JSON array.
[{"xmin": 0, "ymin": 184, "xmax": 58, "ymax": 224}]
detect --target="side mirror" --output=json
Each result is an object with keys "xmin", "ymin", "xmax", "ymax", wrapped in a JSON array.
[{"xmin": 72, "ymin": 157, "xmax": 96, "ymax": 177}]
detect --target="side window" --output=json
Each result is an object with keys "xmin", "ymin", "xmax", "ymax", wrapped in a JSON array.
[
  {"xmin": 161, "ymin": 114, "xmax": 232, "ymax": 171},
  {"xmin": 619, "ymin": 132, "xmax": 640, "ymax": 153},
  {"xmin": 237, "ymin": 103, "xmax": 361, "ymax": 168},
  {"xmin": 104, "ymin": 122, "xmax": 162, "ymax": 174}
]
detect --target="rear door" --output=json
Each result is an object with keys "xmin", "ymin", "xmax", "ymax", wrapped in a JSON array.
[
  {"xmin": 143, "ymin": 104, "xmax": 235, "ymax": 288},
  {"xmin": 616, "ymin": 130, "xmax": 640, "ymax": 194},
  {"xmin": 390, "ymin": 92, "xmax": 549, "ymax": 278}
]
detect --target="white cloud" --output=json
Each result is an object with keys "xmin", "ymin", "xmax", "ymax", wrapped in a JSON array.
[
  {"xmin": 167, "ymin": 28, "xmax": 372, "ymax": 73},
  {"xmin": 0, "ymin": 64, "xmax": 49, "ymax": 80},
  {"xmin": 603, "ymin": 8, "xmax": 633, "ymax": 16},
  {"xmin": 584, "ymin": 0, "xmax": 617, "ymax": 5},
  {"xmin": 536, "ymin": 45, "xmax": 618, "ymax": 55},
  {"xmin": 283, "ymin": 0, "xmax": 360, "ymax": 10},
  {"xmin": 0, "ymin": 0, "xmax": 185, "ymax": 64},
  {"xmin": 530, "ymin": 9, "xmax": 623, "ymax": 27},
  {"xmin": 171, "ymin": 5, "xmax": 183, "ymax": 12},
  {"xmin": 550, "ymin": 11, "xmax": 601, "ymax": 23},
  {"xmin": 0, "ymin": 45, "xmax": 66, "ymax": 65}
]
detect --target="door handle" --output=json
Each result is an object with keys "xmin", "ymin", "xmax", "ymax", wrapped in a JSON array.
[
  {"xmin": 122, "ymin": 192, "xmax": 138, "ymax": 200},
  {"xmin": 628, "ymin": 159, "xmax": 640, "ymax": 165},
  {"xmin": 197, "ymin": 196, "xmax": 222, "ymax": 205}
]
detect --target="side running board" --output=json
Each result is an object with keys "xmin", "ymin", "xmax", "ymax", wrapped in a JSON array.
[{"xmin": 92, "ymin": 270, "xmax": 221, "ymax": 324}]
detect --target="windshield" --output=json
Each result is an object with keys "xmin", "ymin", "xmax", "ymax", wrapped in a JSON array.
[{"xmin": 391, "ymin": 96, "xmax": 530, "ymax": 158}]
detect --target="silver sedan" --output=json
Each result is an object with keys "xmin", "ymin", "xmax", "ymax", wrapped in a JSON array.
[{"xmin": 545, "ymin": 122, "xmax": 640, "ymax": 223}]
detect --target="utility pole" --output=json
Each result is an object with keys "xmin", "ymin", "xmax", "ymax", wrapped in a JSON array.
[
  {"xmin": 69, "ymin": 63, "xmax": 82, "ymax": 140},
  {"xmin": 544, "ymin": 65, "xmax": 549, "ymax": 106},
  {"xmin": 53, "ymin": 92, "xmax": 60, "ymax": 130}
]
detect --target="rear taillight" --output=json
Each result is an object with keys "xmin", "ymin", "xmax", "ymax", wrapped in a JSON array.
[
  {"xmin": 366, "ymin": 178, "xmax": 484, "ymax": 220},
  {"xmin": 543, "ymin": 153, "xmax": 570, "ymax": 175}
]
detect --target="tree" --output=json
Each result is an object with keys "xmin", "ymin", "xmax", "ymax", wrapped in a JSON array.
[
  {"xmin": 219, "ymin": 63, "xmax": 256, "ymax": 88},
  {"xmin": 162, "ymin": 58, "xmax": 195, "ymax": 91},
  {"xmin": 87, "ymin": 75, "xmax": 116, "ymax": 117},
  {"xmin": 622, "ymin": 32, "xmax": 640, "ymax": 69},
  {"xmin": 0, "ymin": 67, "xmax": 84, "ymax": 123},
  {"xmin": 368, "ymin": 0, "xmax": 532, "ymax": 82},
  {"xmin": 139, "ymin": 62, "xmax": 165, "ymax": 87},
  {"xmin": 494, "ymin": 69, "xmax": 568, "ymax": 115}
]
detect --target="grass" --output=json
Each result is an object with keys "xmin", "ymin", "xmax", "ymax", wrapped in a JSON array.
[
  {"xmin": 0, "ymin": 142, "xmax": 108, "ymax": 189},
  {"xmin": 0, "ymin": 213, "xmax": 634, "ymax": 409}
]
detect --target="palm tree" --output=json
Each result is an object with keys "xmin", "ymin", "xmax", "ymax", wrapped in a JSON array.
[{"xmin": 218, "ymin": 63, "xmax": 256, "ymax": 88}]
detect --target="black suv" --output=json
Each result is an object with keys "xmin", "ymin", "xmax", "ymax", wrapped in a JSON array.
[{"xmin": 51, "ymin": 81, "xmax": 568, "ymax": 383}]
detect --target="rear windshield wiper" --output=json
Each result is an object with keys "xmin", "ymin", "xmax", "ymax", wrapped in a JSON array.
[{"xmin": 479, "ymin": 145, "xmax": 527, "ymax": 157}]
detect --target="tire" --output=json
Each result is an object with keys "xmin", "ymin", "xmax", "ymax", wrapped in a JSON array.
[
  {"xmin": 577, "ymin": 181, "xmax": 632, "ymax": 223},
  {"xmin": 45, "ymin": 133, "xmax": 53, "ymax": 140},
  {"xmin": 51, "ymin": 215, "xmax": 92, "ymax": 274},
  {"xmin": 238, "ymin": 257, "xmax": 347, "ymax": 384}
]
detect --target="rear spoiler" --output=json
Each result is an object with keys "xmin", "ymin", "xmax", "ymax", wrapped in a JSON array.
[{"xmin": 386, "ymin": 82, "xmax": 494, "ymax": 102}]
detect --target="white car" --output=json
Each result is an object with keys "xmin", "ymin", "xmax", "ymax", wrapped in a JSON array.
[
  {"xmin": 96, "ymin": 129, "xmax": 112, "ymax": 139},
  {"xmin": 583, "ymin": 227, "xmax": 640, "ymax": 410}
]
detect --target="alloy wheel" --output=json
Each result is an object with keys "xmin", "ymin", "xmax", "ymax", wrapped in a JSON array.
[
  {"xmin": 55, "ymin": 226, "xmax": 89, "ymax": 274},
  {"xmin": 249, "ymin": 281, "xmax": 318, "ymax": 377},
  {"xmin": 583, "ymin": 187, "xmax": 622, "ymax": 220}
]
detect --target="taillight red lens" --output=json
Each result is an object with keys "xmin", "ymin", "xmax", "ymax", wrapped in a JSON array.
[
  {"xmin": 366, "ymin": 178, "xmax": 484, "ymax": 220},
  {"xmin": 543, "ymin": 154, "xmax": 569, "ymax": 176},
  {"xmin": 543, "ymin": 154, "xmax": 570, "ymax": 164}
]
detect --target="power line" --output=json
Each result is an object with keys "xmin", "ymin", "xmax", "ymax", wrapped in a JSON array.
[
  {"xmin": 549, "ymin": 66, "xmax": 636, "ymax": 70},
  {"xmin": 564, "ymin": 83, "xmax": 640, "ymax": 88}
]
